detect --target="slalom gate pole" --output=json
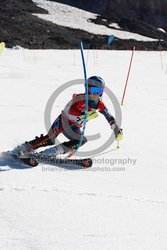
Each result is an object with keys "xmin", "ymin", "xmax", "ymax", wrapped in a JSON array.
[
  {"xmin": 67, "ymin": 41, "xmax": 88, "ymax": 158},
  {"xmin": 121, "ymin": 46, "xmax": 135, "ymax": 106},
  {"xmin": 86, "ymin": 43, "xmax": 90, "ymax": 66},
  {"xmin": 22, "ymin": 42, "xmax": 88, "ymax": 157},
  {"xmin": 159, "ymin": 49, "xmax": 164, "ymax": 71},
  {"xmin": 0, "ymin": 42, "xmax": 5, "ymax": 55},
  {"xmin": 73, "ymin": 49, "xmax": 76, "ymax": 65}
]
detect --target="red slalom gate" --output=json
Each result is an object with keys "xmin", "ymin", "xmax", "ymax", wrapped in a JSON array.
[{"xmin": 121, "ymin": 46, "xmax": 135, "ymax": 106}]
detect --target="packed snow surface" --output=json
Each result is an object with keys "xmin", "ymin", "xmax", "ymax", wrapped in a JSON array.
[{"xmin": 0, "ymin": 48, "xmax": 167, "ymax": 249}]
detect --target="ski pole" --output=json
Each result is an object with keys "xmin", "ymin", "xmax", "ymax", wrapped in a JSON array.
[{"xmin": 116, "ymin": 140, "xmax": 120, "ymax": 149}]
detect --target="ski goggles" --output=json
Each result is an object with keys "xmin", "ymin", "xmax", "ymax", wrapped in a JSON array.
[{"xmin": 88, "ymin": 87, "xmax": 103, "ymax": 96}]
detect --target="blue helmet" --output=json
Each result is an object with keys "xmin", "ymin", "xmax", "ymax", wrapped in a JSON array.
[{"xmin": 88, "ymin": 76, "xmax": 105, "ymax": 89}]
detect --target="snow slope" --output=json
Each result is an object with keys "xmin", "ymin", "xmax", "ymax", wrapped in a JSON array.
[
  {"xmin": 32, "ymin": 0, "xmax": 157, "ymax": 41},
  {"xmin": 0, "ymin": 48, "xmax": 167, "ymax": 250}
]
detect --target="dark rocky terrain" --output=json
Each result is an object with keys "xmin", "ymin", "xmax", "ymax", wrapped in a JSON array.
[
  {"xmin": 0, "ymin": 0, "xmax": 167, "ymax": 50},
  {"xmin": 106, "ymin": 0, "xmax": 167, "ymax": 30}
]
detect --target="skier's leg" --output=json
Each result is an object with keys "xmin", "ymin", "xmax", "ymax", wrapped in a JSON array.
[
  {"xmin": 62, "ymin": 119, "xmax": 88, "ymax": 152},
  {"xmin": 25, "ymin": 115, "xmax": 63, "ymax": 150},
  {"xmin": 27, "ymin": 134, "xmax": 54, "ymax": 149},
  {"xmin": 40, "ymin": 123, "xmax": 87, "ymax": 156},
  {"xmin": 10, "ymin": 134, "xmax": 55, "ymax": 157}
]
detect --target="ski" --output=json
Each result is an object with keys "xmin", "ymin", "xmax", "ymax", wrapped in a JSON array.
[
  {"xmin": 34, "ymin": 154, "xmax": 93, "ymax": 168},
  {"xmin": 19, "ymin": 156, "xmax": 39, "ymax": 167},
  {"xmin": 0, "ymin": 152, "xmax": 39, "ymax": 168},
  {"xmin": 1, "ymin": 151, "xmax": 93, "ymax": 168}
]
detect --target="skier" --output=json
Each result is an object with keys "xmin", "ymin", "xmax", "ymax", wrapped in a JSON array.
[{"xmin": 13, "ymin": 76, "xmax": 123, "ymax": 157}]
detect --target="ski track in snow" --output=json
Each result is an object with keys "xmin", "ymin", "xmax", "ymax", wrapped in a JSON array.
[
  {"xmin": 32, "ymin": 0, "xmax": 157, "ymax": 41},
  {"xmin": 1, "ymin": 184, "xmax": 167, "ymax": 207}
]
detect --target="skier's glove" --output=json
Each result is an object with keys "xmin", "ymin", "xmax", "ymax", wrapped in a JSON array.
[{"xmin": 111, "ymin": 123, "xmax": 123, "ymax": 140}]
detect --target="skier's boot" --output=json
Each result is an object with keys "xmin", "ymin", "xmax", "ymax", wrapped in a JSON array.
[
  {"xmin": 27, "ymin": 134, "xmax": 54, "ymax": 150},
  {"xmin": 12, "ymin": 134, "xmax": 54, "ymax": 157},
  {"xmin": 8, "ymin": 142, "xmax": 33, "ymax": 158},
  {"xmin": 38, "ymin": 138, "xmax": 87, "ymax": 158},
  {"xmin": 39, "ymin": 144, "xmax": 64, "ymax": 157},
  {"xmin": 6, "ymin": 135, "xmax": 54, "ymax": 158}
]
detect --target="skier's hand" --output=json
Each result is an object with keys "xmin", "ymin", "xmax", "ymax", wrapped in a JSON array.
[
  {"xmin": 115, "ymin": 128, "xmax": 123, "ymax": 141},
  {"xmin": 111, "ymin": 123, "xmax": 123, "ymax": 140}
]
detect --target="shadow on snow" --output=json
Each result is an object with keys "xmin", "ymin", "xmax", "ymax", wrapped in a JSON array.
[{"xmin": 0, "ymin": 155, "xmax": 83, "ymax": 171}]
